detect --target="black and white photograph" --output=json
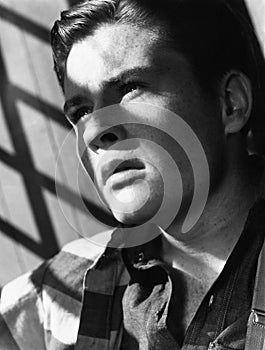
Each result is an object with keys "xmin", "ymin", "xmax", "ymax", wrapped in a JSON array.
[{"xmin": 0, "ymin": 0, "xmax": 265, "ymax": 349}]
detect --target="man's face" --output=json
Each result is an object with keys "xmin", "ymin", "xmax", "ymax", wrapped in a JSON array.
[{"xmin": 64, "ymin": 24, "xmax": 225, "ymax": 226}]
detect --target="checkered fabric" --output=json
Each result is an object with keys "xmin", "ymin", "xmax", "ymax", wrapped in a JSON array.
[
  {"xmin": 0, "ymin": 237, "xmax": 130, "ymax": 350},
  {"xmin": 1, "ymin": 197, "xmax": 265, "ymax": 350}
]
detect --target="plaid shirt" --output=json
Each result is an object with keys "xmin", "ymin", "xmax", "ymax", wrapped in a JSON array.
[{"xmin": 0, "ymin": 199, "xmax": 265, "ymax": 350}]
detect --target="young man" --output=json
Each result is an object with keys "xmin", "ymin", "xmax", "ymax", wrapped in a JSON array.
[{"xmin": 1, "ymin": 0, "xmax": 265, "ymax": 349}]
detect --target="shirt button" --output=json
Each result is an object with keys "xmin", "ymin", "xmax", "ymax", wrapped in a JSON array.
[
  {"xmin": 138, "ymin": 252, "xmax": 145, "ymax": 262},
  {"xmin": 134, "ymin": 252, "xmax": 145, "ymax": 263}
]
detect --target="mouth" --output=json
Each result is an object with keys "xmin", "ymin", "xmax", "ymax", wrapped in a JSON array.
[
  {"xmin": 102, "ymin": 158, "xmax": 145, "ymax": 185},
  {"xmin": 112, "ymin": 159, "xmax": 145, "ymax": 175}
]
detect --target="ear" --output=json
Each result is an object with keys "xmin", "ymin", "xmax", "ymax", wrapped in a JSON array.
[{"xmin": 220, "ymin": 71, "xmax": 253, "ymax": 135}]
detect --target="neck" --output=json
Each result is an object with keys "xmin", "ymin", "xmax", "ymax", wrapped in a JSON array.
[{"xmin": 162, "ymin": 152, "xmax": 262, "ymax": 282}]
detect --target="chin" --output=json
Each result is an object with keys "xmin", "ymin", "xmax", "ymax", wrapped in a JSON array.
[
  {"xmin": 112, "ymin": 209, "xmax": 155, "ymax": 226},
  {"xmin": 108, "ymin": 190, "xmax": 163, "ymax": 226},
  {"xmin": 100, "ymin": 173, "xmax": 164, "ymax": 225}
]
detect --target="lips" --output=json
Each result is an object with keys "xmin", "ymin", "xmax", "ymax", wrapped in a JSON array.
[
  {"xmin": 102, "ymin": 158, "xmax": 145, "ymax": 184},
  {"xmin": 113, "ymin": 159, "xmax": 144, "ymax": 174}
]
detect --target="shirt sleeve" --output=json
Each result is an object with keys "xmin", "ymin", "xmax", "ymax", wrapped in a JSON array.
[{"xmin": 0, "ymin": 263, "xmax": 48, "ymax": 350}]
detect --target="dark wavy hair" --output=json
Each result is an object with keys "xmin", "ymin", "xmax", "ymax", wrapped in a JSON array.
[{"xmin": 51, "ymin": 0, "xmax": 265, "ymax": 154}]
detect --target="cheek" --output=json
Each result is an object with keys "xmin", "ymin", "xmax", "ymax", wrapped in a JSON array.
[
  {"xmin": 180, "ymin": 92, "xmax": 224, "ymax": 158},
  {"xmin": 75, "ymin": 126, "xmax": 97, "ymax": 179},
  {"xmin": 80, "ymin": 150, "xmax": 94, "ymax": 178},
  {"xmin": 167, "ymin": 77, "xmax": 220, "ymax": 129}
]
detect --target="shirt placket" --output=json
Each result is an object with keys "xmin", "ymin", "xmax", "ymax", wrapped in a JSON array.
[{"xmin": 75, "ymin": 248, "xmax": 121, "ymax": 350}]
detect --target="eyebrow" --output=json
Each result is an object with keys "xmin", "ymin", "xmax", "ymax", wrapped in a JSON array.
[
  {"xmin": 107, "ymin": 66, "xmax": 160, "ymax": 85},
  {"xmin": 63, "ymin": 65, "xmax": 161, "ymax": 115}
]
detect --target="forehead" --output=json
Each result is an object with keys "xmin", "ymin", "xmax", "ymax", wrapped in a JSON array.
[
  {"xmin": 64, "ymin": 23, "xmax": 191, "ymax": 93},
  {"xmin": 65, "ymin": 24, "xmax": 161, "ymax": 87}
]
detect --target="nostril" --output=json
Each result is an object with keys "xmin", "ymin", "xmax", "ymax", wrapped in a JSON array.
[
  {"xmin": 100, "ymin": 133, "xmax": 118, "ymax": 144},
  {"xmin": 89, "ymin": 125, "xmax": 126, "ymax": 151}
]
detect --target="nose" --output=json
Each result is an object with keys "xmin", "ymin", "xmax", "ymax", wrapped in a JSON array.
[
  {"xmin": 81, "ymin": 94, "xmax": 128, "ymax": 151},
  {"xmin": 89, "ymin": 125, "xmax": 127, "ymax": 151}
]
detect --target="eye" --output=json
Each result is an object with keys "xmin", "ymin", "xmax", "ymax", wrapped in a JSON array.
[
  {"xmin": 123, "ymin": 82, "xmax": 139, "ymax": 94},
  {"xmin": 69, "ymin": 106, "xmax": 93, "ymax": 124},
  {"xmin": 120, "ymin": 81, "xmax": 145, "ymax": 97}
]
